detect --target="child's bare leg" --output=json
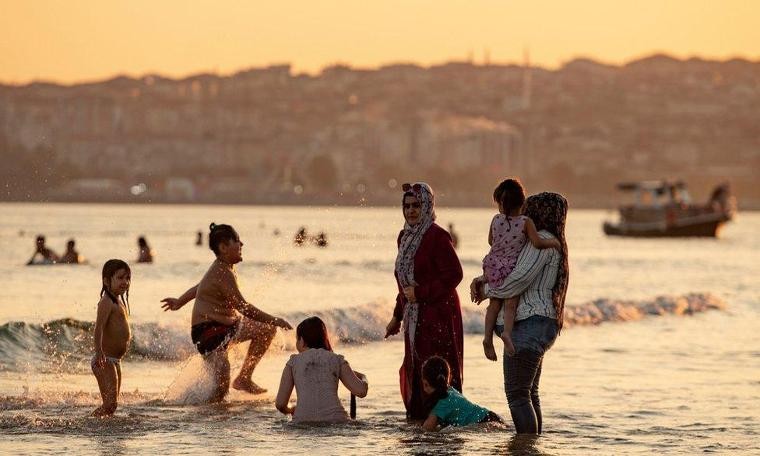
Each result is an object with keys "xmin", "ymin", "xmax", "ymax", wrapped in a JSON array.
[
  {"xmin": 501, "ymin": 297, "xmax": 518, "ymax": 356},
  {"xmin": 208, "ymin": 350, "xmax": 231, "ymax": 403},
  {"xmin": 116, "ymin": 362, "xmax": 122, "ymax": 398},
  {"xmin": 232, "ymin": 318, "xmax": 276, "ymax": 394},
  {"xmin": 92, "ymin": 361, "xmax": 118, "ymax": 416},
  {"xmin": 482, "ymin": 298, "xmax": 503, "ymax": 361}
]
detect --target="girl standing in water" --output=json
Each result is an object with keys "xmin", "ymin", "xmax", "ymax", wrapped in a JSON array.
[{"xmin": 91, "ymin": 259, "xmax": 132, "ymax": 416}]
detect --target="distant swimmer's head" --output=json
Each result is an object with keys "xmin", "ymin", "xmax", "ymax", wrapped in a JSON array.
[
  {"xmin": 296, "ymin": 316, "xmax": 332, "ymax": 352},
  {"xmin": 209, "ymin": 223, "xmax": 243, "ymax": 262},
  {"xmin": 101, "ymin": 259, "xmax": 131, "ymax": 301}
]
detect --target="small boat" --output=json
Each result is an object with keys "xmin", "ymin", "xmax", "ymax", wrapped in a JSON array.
[{"xmin": 603, "ymin": 181, "xmax": 735, "ymax": 237}]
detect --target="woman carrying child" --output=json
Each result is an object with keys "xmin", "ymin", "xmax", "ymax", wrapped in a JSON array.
[
  {"xmin": 91, "ymin": 259, "xmax": 132, "ymax": 416},
  {"xmin": 471, "ymin": 192, "xmax": 569, "ymax": 434},
  {"xmin": 275, "ymin": 316, "xmax": 368, "ymax": 423}
]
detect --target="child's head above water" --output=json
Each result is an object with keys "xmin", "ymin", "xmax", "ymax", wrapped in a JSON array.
[
  {"xmin": 295, "ymin": 316, "xmax": 332, "ymax": 352},
  {"xmin": 421, "ymin": 356, "xmax": 451, "ymax": 401},
  {"xmin": 493, "ymin": 178, "xmax": 526, "ymax": 215},
  {"xmin": 100, "ymin": 259, "xmax": 131, "ymax": 300}
]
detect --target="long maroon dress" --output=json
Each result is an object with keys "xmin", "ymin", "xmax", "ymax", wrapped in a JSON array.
[{"xmin": 393, "ymin": 223, "xmax": 464, "ymax": 420}]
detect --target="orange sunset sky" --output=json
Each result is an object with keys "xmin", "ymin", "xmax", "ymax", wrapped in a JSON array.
[{"xmin": 1, "ymin": 0, "xmax": 758, "ymax": 85}]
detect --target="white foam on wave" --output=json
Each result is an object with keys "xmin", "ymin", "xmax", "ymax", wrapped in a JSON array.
[
  {"xmin": 461, "ymin": 292, "xmax": 725, "ymax": 333},
  {"xmin": 562, "ymin": 293, "xmax": 726, "ymax": 327},
  {"xmin": 0, "ymin": 293, "xmax": 727, "ymax": 373}
]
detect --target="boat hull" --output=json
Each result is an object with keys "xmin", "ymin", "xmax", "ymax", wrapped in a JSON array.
[{"xmin": 603, "ymin": 219, "xmax": 725, "ymax": 237}]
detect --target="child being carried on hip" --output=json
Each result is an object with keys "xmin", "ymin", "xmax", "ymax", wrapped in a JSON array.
[{"xmin": 479, "ymin": 178, "xmax": 560, "ymax": 360}]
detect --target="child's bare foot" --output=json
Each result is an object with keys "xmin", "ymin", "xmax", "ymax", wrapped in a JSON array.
[
  {"xmin": 232, "ymin": 378, "xmax": 267, "ymax": 395},
  {"xmin": 482, "ymin": 339, "xmax": 498, "ymax": 361},
  {"xmin": 91, "ymin": 405, "xmax": 115, "ymax": 417},
  {"xmin": 502, "ymin": 334, "xmax": 516, "ymax": 357}
]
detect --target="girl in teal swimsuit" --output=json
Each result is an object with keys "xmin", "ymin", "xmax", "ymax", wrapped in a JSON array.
[{"xmin": 421, "ymin": 356, "xmax": 503, "ymax": 431}]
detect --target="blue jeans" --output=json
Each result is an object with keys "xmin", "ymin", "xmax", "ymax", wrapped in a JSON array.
[{"xmin": 503, "ymin": 315, "xmax": 558, "ymax": 434}]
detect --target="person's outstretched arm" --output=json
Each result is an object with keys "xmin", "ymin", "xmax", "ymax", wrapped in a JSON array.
[
  {"xmin": 219, "ymin": 269, "xmax": 292, "ymax": 330},
  {"xmin": 27, "ymin": 252, "xmax": 39, "ymax": 265},
  {"xmin": 161, "ymin": 284, "xmax": 198, "ymax": 311},
  {"xmin": 274, "ymin": 364, "xmax": 295, "ymax": 415},
  {"xmin": 339, "ymin": 361, "xmax": 368, "ymax": 398},
  {"xmin": 524, "ymin": 218, "xmax": 561, "ymax": 250}
]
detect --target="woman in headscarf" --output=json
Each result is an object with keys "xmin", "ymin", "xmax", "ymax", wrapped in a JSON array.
[
  {"xmin": 471, "ymin": 192, "xmax": 569, "ymax": 434},
  {"xmin": 384, "ymin": 182, "xmax": 464, "ymax": 420}
]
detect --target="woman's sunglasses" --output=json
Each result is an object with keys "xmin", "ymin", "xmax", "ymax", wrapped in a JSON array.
[{"xmin": 402, "ymin": 183, "xmax": 422, "ymax": 192}]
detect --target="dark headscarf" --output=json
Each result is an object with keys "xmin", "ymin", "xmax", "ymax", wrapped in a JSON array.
[{"xmin": 524, "ymin": 192, "xmax": 569, "ymax": 332}]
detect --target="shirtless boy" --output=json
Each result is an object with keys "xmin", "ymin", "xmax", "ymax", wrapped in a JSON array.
[{"xmin": 162, "ymin": 223, "xmax": 292, "ymax": 402}]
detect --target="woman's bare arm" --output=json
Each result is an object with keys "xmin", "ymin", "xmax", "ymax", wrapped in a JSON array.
[
  {"xmin": 274, "ymin": 364, "xmax": 296, "ymax": 415},
  {"xmin": 339, "ymin": 361, "xmax": 368, "ymax": 398}
]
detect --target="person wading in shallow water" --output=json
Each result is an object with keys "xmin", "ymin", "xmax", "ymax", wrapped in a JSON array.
[
  {"xmin": 384, "ymin": 182, "xmax": 464, "ymax": 421},
  {"xmin": 161, "ymin": 223, "xmax": 292, "ymax": 402},
  {"xmin": 471, "ymin": 192, "xmax": 569, "ymax": 434}
]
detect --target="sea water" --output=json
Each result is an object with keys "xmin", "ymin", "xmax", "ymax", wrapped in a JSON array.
[{"xmin": 0, "ymin": 203, "xmax": 757, "ymax": 454}]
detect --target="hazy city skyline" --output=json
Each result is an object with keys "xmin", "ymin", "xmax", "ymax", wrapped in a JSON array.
[{"xmin": 1, "ymin": 0, "xmax": 759, "ymax": 84}]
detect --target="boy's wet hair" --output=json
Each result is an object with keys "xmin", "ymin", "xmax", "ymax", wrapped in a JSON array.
[
  {"xmin": 101, "ymin": 259, "xmax": 131, "ymax": 312},
  {"xmin": 208, "ymin": 223, "xmax": 238, "ymax": 255},
  {"xmin": 493, "ymin": 178, "xmax": 526, "ymax": 214},
  {"xmin": 296, "ymin": 316, "xmax": 333, "ymax": 351},
  {"xmin": 422, "ymin": 356, "xmax": 450, "ymax": 402}
]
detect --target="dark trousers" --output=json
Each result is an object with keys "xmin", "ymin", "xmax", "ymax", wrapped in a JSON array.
[{"xmin": 503, "ymin": 315, "xmax": 558, "ymax": 434}]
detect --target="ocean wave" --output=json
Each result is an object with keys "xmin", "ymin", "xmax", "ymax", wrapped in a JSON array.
[
  {"xmin": 559, "ymin": 293, "xmax": 726, "ymax": 327},
  {"xmin": 0, "ymin": 293, "xmax": 725, "ymax": 372}
]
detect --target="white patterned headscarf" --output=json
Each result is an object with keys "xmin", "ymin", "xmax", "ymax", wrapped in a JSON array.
[
  {"xmin": 395, "ymin": 182, "xmax": 436, "ymax": 288},
  {"xmin": 394, "ymin": 182, "xmax": 435, "ymax": 355}
]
